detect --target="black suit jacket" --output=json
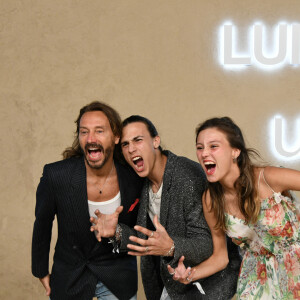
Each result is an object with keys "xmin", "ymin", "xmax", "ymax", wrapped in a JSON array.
[{"xmin": 32, "ymin": 157, "xmax": 143, "ymax": 300}]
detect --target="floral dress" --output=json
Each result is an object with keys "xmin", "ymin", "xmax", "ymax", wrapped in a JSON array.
[{"xmin": 225, "ymin": 171, "xmax": 300, "ymax": 300}]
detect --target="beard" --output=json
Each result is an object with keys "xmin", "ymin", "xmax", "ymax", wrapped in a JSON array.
[{"xmin": 83, "ymin": 142, "xmax": 114, "ymax": 170}]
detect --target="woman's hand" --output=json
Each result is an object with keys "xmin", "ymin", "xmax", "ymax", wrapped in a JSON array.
[{"xmin": 167, "ymin": 256, "xmax": 196, "ymax": 284}]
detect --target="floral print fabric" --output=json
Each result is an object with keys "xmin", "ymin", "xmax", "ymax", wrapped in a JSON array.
[{"xmin": 225, "ymin": 193, "xmax": 300, "ymax": 299}]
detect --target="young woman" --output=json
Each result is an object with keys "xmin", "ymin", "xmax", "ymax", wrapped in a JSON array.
[{"xmin": 168, "ymin": 117, "xmax": 300, "ymax": 299}]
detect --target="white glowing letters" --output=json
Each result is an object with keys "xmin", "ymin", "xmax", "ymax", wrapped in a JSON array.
[
  {"xmin": 222, "ymin": 23, "xmax": 300, "ymax": 66},
  {"xmin": 271, "ymin": 116, "xmax": 300, "ymax": 160}
]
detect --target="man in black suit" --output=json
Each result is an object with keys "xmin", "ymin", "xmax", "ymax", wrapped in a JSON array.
[{"xmin": 32, "ymin": 101, "xmax": 143, "ymax": 300}]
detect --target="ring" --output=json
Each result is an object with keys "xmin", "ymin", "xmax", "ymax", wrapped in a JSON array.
[
  {"xmin": 145, "ymin": 246, "xmax": 149, "ymax": 252},
  {"xmin": 186, "ymin": 277, "xmax": 192, "ymax": 283},
  {"xmin": 149, "ymin": 231, "xmax": 154, "ymax": 238},
  {"xmin": 169, "ymin": 271, "xmax": 176, "ymax": 276}
]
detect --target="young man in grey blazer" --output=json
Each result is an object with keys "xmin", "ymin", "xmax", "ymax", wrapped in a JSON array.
[
  {"xmin": 91, "ymin": 115, "xmax": 241, "ymax": 300},
  {"xmin": 32, "ymin": 102, "xmax": 143, "ymax": 300}
]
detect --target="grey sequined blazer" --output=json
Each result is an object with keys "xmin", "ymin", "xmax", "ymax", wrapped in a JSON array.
[{"xmin": 121, "ymin": 151, "xmax": 241, "ymax": 300}]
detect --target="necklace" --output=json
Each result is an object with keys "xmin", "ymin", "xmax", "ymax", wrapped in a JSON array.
[
  {"xmin": 151, "ymin": 178, "xmax": 163, "ymax": 193},
  {"xmin": 99, "ymin": 163, "xmax": 114, "ymax": 194}
]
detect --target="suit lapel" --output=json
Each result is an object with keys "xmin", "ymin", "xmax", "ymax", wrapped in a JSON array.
[
  {"xmin": 70, "ymin": 157, "xmax": 96, "ymax": 246},
  {"xmin": 137, "ymin": 181, "xmax": 150, "ymax": 228},
  {"xmin": 115, "ymin": 162, "xmax": 130, "ymax": 218},
  {"xmin": 160, "ymin": 151, "xmax": 175, "ymax": 228}
]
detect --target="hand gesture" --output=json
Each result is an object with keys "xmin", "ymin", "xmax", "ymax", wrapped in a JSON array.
[
  {"xmin": 90, "ymin": 206, "xmax": 123, "ymax": 242},
  {"xmin": 127, "ymin": 215, "xmax": 174, "ymax": 256},
  {"xmin": 39, "ymin": 274, "xmax": 51, "ymax": 296},
  {"xmin": 167, "ymin": 256, "xmax": 195, "ymax": 284}
]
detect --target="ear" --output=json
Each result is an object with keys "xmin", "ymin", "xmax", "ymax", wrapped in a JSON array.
[
  {"xmin": 153, "ymin": 136, "xmax": 161, "ymax": 149},
  {"xmin": 232, "ymin": 148, "xmax": 241, "ymax": 160},
  {"xmin": 115, "ymin": 136, "xmax": 120, "ymax": 145}
]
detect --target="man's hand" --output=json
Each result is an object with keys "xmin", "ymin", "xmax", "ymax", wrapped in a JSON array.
[
  {"xmin": 90, "ymin": 206, "xmax": 123, "ymax": 242},
  {"xmin": 127, "ymin": 215, "xmax": 174, "ymax": 256},
  {"xmin": 39, "ymin": 274, "xmax": 51, "ymax": 296}
]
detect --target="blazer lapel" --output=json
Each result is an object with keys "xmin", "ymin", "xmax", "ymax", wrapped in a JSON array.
[
  {"xmin": 115, "ymin": 162, "xmax": 130, "ymax": 217},
  {"xmin": 137, "ymin": 181, "xmax": 150, "ymax": 228},
  {"xmin": 69, "ymin": 157, "xmax": 96, "ymax": 246},
  {"xmin": 160, "ymin": 151, "xmax": 175, "ymax": 228}
]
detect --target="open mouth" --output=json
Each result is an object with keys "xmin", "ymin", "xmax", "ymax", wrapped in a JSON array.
[
  {"xmin": 204, "ymin": 161, "xmax": 216, "ymax": 175},
  {"xmin": 85, "ymin": 143, "xmax": 104, "ymax": 161},
  {"xmin": 132, "ymin": 156, "xmax": 144, "ymax": 171}
]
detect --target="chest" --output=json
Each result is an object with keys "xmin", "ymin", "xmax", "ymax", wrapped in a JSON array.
[{"xmin": 86, "ymin": 174, "xmax": 120, "ymax": 202}]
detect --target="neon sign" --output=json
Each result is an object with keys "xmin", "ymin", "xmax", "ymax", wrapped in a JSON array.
[
  {"xmin": 219, "ymin": 22, "xmax": 300, "ymax": 70},
  {"xmin": 270, "ymin": 116, "xmax": 300, "ymax": 161}
]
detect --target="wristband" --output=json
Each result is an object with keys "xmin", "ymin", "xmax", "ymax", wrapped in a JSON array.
[{"xmin": 164, "ymin": 242, "xmax": 175, "ymax": 257}]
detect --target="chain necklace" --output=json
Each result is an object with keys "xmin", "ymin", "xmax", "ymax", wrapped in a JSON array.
[
  {"xmin": 151, "ymin": 176, "xmax": 163, "ymax": 192},
  {"xmin": 99, "ymin": 163, "xmax": 114, "ymax": 194}
]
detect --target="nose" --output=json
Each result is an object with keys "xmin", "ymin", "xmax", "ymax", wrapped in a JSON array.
[
  {"xmin": 128, "ymin": 142, "xmax": 136, "ymax": 153},
  {"xmin": 201, "ymin": 147, "xmax": 209, "ymax": 158},
  {"xmin": 87, "ymin": 132, "xmax": 96, "ymax": 143}
]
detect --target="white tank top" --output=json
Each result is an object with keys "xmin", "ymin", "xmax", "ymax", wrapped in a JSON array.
[{"xmin": 88, "ymin": 192, "xmax": 121, "ymax": 218}]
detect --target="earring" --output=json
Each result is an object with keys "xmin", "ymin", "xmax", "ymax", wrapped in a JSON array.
[{"xmin": 233, "ymin": 157, "xmax": 237, "ymax": 163}]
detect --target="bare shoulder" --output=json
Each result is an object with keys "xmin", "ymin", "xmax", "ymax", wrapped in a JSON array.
[
  {"xmin": 263, "ymin": 166, "xmax": 298, "ymax": 179},
  {"xmin": 253, "ymin": 166, "xmax": 263, "ymax": 178},
  {"xmin": 262, "ymin": 166, "xmax": 300, "ymax": 192}
]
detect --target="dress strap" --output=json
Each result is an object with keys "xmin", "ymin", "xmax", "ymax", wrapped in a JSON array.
[
  {"xmin": 261, "ymin": 168, "xmax": 276, "ymax": 193},
  {"xmin": 257, "ymin": 169, "xmax": 263, "ymax": 194}
]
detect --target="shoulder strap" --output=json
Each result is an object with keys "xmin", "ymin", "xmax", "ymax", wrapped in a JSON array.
[
  {"xmin": 261, "ymin": 168, "xmax": 275, "ymax": 193},
  {"xmin": 257, "ymin": 169, "xmax": 263, "ymax": 198}
]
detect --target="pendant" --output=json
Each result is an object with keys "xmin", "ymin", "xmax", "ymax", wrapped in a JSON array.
[{"xmin": 99, "ymin": 190, "xmax": 102, "ymax": 194}]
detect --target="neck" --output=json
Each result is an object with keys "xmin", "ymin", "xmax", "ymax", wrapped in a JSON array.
[
  {"xmin": 148, "ymin": 151, "xmax": 167, "ymax": 189},
  {"xmin": 219, "ymin": 165, "xmax": 240, "ymax": 195},
  {"xmin": 85, "ymin": 157, "xmax": 115, "ymax": 178}
]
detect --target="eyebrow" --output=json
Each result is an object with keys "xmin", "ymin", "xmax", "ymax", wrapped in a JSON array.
[
  {"xmin": 133, "ymin": 135, "xmax": 143, "ymax": 140},
  {"xmin": 196, "ymin": 140, "xmax": 221, "ymax": 145},
  {"xmin": 79, "ymin": 125, "xmax": 105, "ymax": 129},
  {"xmin": 121, "ymin": 135, "xmax": 144, "ymax": 143}
]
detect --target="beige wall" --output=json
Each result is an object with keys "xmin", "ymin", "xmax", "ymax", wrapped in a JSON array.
[{"xmin": 1, "ymin": 0, "xmax": 300, "ymax": 299}]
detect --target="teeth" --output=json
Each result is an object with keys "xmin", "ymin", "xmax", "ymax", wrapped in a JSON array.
[
  {"xmin": 132, "ymin": 156, "xmax": 141, "ymax": 161},
  {"xmin": 204, "ymin": 162, "xmax": 215, "ymax": 165},
  {"xmin": 89, "ymin": 148, "xmax": 99, "ymax": 150}
]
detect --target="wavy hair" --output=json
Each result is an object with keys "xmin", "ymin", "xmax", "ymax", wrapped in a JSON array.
[{"xmin": 196, "ymin": 117, "xmax": 261, "ymax": 230}]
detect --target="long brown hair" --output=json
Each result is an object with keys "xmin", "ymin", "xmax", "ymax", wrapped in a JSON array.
[
  {"xmin": 195, "ymin": 117, "xmax": 261, "ymax": 230},
  {"xmin": 62, "ymin": 101, "xmax": 122, "ymax": 159}
]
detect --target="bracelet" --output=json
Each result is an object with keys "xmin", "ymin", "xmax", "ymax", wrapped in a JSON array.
[
  {"xmin": 164, "ymin": 242, "xmax": 175, "ymax": 257},
  {"xmin": 115, "ymin": 224, "xmax": 122, "ymax": 242},
  {"xmin": 108, "ymin": 224, "xmax": 122, "ymax": 253}
]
